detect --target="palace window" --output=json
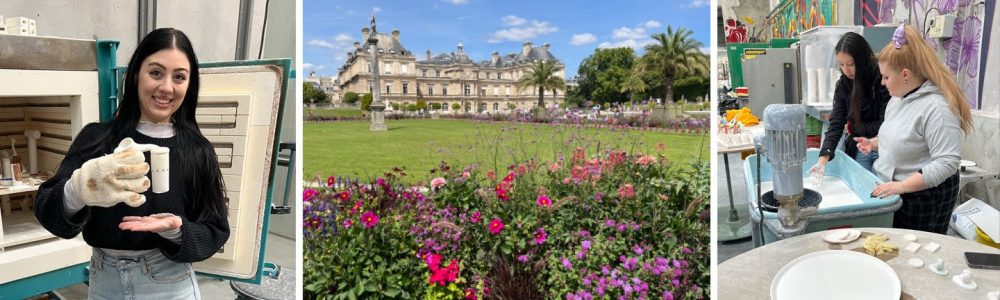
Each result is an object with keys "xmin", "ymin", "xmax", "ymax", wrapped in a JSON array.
[
  {"xmin": 427, "ymin": 84, "xmax": 434, "ymax": 95},
  {"xmin": 386, "ymin": 83, "xmax": 391, "ymax": 94},
  {"xmin": 443, "ymin": 85, "xmax": 448, "ymax": 95},
  {"xmin": 402, "ymin": 83, "xmax": 408, "ymax": 94},
  {"xmin": 401, "ymin": 65, "xmax": 408, "ymax": 74},
  {"xmin": 385, "ymin": 63, "xmax": 392, "ymax": 74}
]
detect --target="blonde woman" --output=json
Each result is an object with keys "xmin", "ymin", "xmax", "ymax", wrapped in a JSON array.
[{"xmin": 855, "ymin": 24, "xmax": 973, "ymax": 234}]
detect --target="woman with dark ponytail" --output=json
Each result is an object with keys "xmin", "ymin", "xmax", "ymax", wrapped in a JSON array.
[
  {"xmin": 35, "ymin": 28, "xmax": 228, "ymax": 298},
  {"xmin": 809, "ymin": 31, "xmax": 891, "ymax": 177},
  {"xmin": 859, "ymin": 24, "xmax": 973, "ymax": 234}
]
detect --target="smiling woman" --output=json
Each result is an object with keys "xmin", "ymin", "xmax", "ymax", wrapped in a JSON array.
[{"xmin": 34, "ymin": 28, "xmax": 228, "ymax": 299}]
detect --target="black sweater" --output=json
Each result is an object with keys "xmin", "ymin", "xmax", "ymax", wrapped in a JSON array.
[
  {"xmin": 35, "ymin": 122, "xmax": 229, "ymax": 263},
  {"xmin": 820, "ymin": 72, "xmax": 891, "ymax": 161}
]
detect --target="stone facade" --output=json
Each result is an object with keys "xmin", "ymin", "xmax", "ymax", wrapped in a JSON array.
[{"xmin": 336, "ymin": 27, "xmax": 565, "ymax": 113}]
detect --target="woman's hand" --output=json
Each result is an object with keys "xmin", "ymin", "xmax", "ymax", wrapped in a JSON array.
[
  {"xmin": 119, "ymin": 213, "xmax": 182, "ymax": 233},
  {"xmin": 871, "ymin": 181, "xmax": 907, "ymax": 198},
  {"xmin": 854, "ymin": 137, "xmax": 878, "ymax": 154}
]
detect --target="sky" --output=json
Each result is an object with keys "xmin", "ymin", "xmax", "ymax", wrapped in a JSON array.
[{"xmin": 303, "ymin": 0, "xmax": 711, "ymax": 79}]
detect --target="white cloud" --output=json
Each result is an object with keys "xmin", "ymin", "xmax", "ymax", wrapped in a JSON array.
[
  {"xmin": 309, "ymin": 33, "xmax": 358, "ymax": 63},
  {"xmin": 687, "ymin": 0, "xmax": 709, "ymax": 8},
  {"xmin": 308, "ymin": 39, "xmax": 335, "ymax": 49},
  {"xmin": 612, "ymin": 26, "xmax": 648, "ymax": 40},
  {"xmin": 597, "ymin": 25, "xmax": 658, "ymax": 50},
  {"xmin": 443, "ymin": 0, "xmax": 468, "ymax": 4},
  {"xmin": 303, "ymin": 63, "xmax": 326, "ymax": 70},
  {"xmin": 373, "ymin": 6, "xmax": 382, "ymax": 13},
  {"xmin": 570, "ymin": 33, "xmax": 597, "ymax": 46},
  {"xmin": 501, "ymin": 15, "xmax": 527, "ymax": 26},
  {"xmin": 487, "ymin": 19, "xmax": 558, "ymax": 43}
]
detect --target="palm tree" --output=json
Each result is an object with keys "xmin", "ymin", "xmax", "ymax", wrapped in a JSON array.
[
  {"xmin": 515, "ymin": 60, "xmax": 566, "ymax": 114},
  {"xmin": 620, "ymin": 70, "xmax": 648, "ymax": 110},
  {"xmin": 637, "ymin": 26, "xmax": 708, "ymax": 103}
]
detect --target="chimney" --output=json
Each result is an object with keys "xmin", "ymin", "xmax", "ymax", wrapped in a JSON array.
[
  {"xmin": 542, "ymin": 43, "xmax": 550, "ymax": 51},
  {"xmin": 361, "ymin": 27, "xmax": 370, "ymax": 41},
  {"xmin": 457, "ymin": 43, "xmax": 464, "ymax": 53},
  {"xmin": 522, "ymin": 41, "xmax": 532, "ymax": 57},
  {"xmin": 426, "ymin": 50, "xmax": 431, "ymax": 61},
  {"xmin": 491, "ymin": 51, "xmax": 499, "ymax": 64},
  {"xmin": 391, "ymin": 29, "xmax": 400, "ymax": 40}
]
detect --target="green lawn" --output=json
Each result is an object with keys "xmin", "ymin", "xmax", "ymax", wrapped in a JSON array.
[
  {"xmin": 306, "ymin": 108, "xmax": 364, "ymax": 118},
  {"xmin": 304, "ymin": 119, "xmax": 708, "ymax": 183}
]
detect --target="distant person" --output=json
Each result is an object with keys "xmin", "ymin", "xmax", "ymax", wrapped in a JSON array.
[
  {"xmin": 861, "ymin": 25, "xmax": 974, "ymax": 234},
  {"xmin": 809, "ymin": 31, "xmax": 891, "ymax": 177}
]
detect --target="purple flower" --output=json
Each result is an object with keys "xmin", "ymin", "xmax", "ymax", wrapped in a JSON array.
[
  {"xmin": 582, "ymin": 240, "xmax": 592, "ymax": 250},
  {"xmin": 683, "ymin": 247, "xmax": 692, "ymax": 254},
  {"xmin": 601, "ymin": 265, "xmax": 610, "ymax": 275},
  {"xmin": 578, "ymin": 230, "xmax": 591, "ymax": 238},
  {"xmin": 561, "ymin": 257, "xmax": 573, "ymax": 269},
  {"xmin": 604, "ymin": 219, "xmax": 615, "ymax": 228},
  {"xmin": 576, "ymin": 251, "xmax": 586, "ymax": 260},
  {"xmin": 518, "ymin": 255, "xmax": 529, "ymax": 263},
  {"xmin": 616, "ymin": 223, "xmax": 627, "ymax": 232},
  {"xmin": 662, "ymin": 291, "xmax": 674, "ymax": 300},
  {"xmin": 633, "ymin": 245, "xmax": 644, "ymax": 255}
]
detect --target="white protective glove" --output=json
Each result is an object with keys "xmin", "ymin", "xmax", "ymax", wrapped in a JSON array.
[
  {"xmin": 70, "ymin": 138, "xmax": 151, "ymax": 207},
  {"xmin": 808, "ymin": 162, "xmax": 826, "ymax": 188}
]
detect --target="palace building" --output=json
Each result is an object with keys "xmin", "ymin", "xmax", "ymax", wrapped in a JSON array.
[{"xmin": 335, "ymin": 27, "xmax": 565, "ymax": 113}]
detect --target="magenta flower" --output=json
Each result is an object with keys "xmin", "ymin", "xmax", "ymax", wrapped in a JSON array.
[
  {"xmin": 582, "ymin": 240, "xmax": 592, "ymax": 251},
  {"xmin": 360, "ymin": 211, "xmax": 379, "ymax": 229},
  {"xmin": 470, "ymin": 211, "xmax": 482, "ymax": 223},
  {"xmin": 303, "ymin": 189, "xmax": 317, "ymax": 202},
  {"xmin": 536, "ymin": 194, "xmax": 552, "ymax": 207},
  {"xmin": 326, "ymin": 176, "xmax": 335, "ymax": 187},
  {"xmin": 561, "ymin": 257, "xmax": 573, "ymax": 269},
  {"xmin": 618, "ymin": 183, "xmax": 635, "ymax": 199},
  {"xmin": 342, "ymin": 219, "xmax": 353, "ymax": 228},
  {"xmin": 488, "ymin": 218, "xmax": 504, "ymax": 235},
  {"xmin": 534, "ymin": 227, "xmax": 547, "ymax": 245},
  {"xmin": 517, "ymin": 255, "xmax": 529, "ymax": 263}
]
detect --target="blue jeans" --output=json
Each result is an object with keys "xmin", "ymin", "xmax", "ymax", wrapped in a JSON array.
[
  {"xmin": 88, "ymin": 248, "xmax": 200, "ymax": 300},
  {"xmin": 855, "ymin": 150, "xmax": 879, "ymax": 173}
]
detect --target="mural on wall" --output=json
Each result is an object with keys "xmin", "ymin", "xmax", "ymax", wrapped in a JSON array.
[
  {"xmin": 770, "ymin": 0, "xmax": 837, "ymax": 38},
  {"xmin": 856, "ymin": 0, "xmax": 900, "ymax": 25},
  {"xmin": 726, "ymin": 17, "xmax": 770, "ymax": 43},
  {"xmin": 876, "ymin": 0, "xmax": 990, "ymax": 109}
]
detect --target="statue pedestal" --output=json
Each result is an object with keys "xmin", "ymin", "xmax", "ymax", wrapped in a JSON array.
[{"xmin": 370, "ymin": 104, "xmax": 387, "ymax": 131}]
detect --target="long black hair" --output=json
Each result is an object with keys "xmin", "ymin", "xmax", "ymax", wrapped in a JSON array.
[
  {"xmin": 82, "ymin": 28, "xmax": 226, "ymax": 222},
  {"xmin": 834, "ymin": 32, "xmax": 879, "ymax": 126}
]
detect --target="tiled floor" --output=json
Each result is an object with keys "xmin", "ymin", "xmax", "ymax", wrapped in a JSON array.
[{"xmin": 50, "ymin": 232, "xmax": 296, "ymax": 299}]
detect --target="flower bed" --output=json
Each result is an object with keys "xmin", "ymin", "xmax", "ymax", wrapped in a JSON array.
[{"xmin": 304, "ymin": 148, "xmax": 709, "ymax": 299}]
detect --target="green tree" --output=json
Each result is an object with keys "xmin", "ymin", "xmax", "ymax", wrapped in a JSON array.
[
  {"xmin": 451, "ymin": 103, "xmax": 461, "ymax": 111},
  {"xmin": 416, "ymin": 98, "xmax": 428, "ymax": 111},
  {"xmin": 406, "ymin": 104, "xmax": 418, "ymax": 112},
  {"xmin": 304, "ymin": 83, "xmax": 327, "ymax": 107},
  {"xmin": 507, "ymin": 103, "xmax": 517, "ymax": 111},
  {"xmin": 515, "ymin": 60, "xmax": 566, "ymax": 112},
  {"xmin": 360, "ymin": 93, "xmax": 373, "ymax": 111},
  {"xmin": 672, "ymin": 74, "xmax": 710, "ymax": 103},
  {"xmin": 575, "ymin": 47, "xmax": 636, "ymax": 106},
  {"xmin": 635, "ymin": 26, "xmax": 708, "ymax": 102},
  {"xmin": 430, "ymin": 103, "xmax": 442, "ymax": 110},
  {"xmin": 343, "ymin": 92, "xmax": 359, "ymax": 105},
  {"xmin": 620, "ymin": 69, "xmax": 648, "ymax": 109}
]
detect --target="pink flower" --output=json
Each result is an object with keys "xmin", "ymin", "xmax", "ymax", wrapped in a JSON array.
[
  {"xmin": 515, "ymin": 165, "xmax": 527, "ymax": 176},
  {"xmin": 303, "ymin": 189, "xmax": 317, "ymax": 202},
  {"xmin": 636, "ymin": 155, "xmax": 657, "ymax": 165},
  {"xmin": 503, "ymin": 172, "xmax": 516, "ymax": 183},
  {"xmin": 618, "ymin": 183, "xmax": 635, "ymax": 199},
  {"xmin": 495, "ymin": 185, "xmax": 509, "ymax": 201},
  {"xmin": 549, "ymin": 162, "xmax": 561, "ymax": 172},
  {"xmin": 431, "ymin": 177, "xmax": 447, "ymax": 189},
  {"xmin": 488, "ymin": 218, "xmax": 504, "ymax": 235},
  {"xmin": 486, "ymin": 170, "xmax": 496, "ymax": 181},
  {"xmin": 534, "ymin": 227, "xmax": 547, "ymax": 245},
  {"xmin": 326, "ymin": 176, "xmax": 335, "ymax": 187},
  {"xmin": 470, "ymin": 211, "xmax": 482, "ymax": 223},
  {"xmin": 338, "ymin": 191, "xmax": 351, "ymax": 202},
  {"xmin": 342, "ymin": 219, "xmax": 353, "ymax": 228},
  {"xmin": 536, "ymin": 195, "xmax": 552, "ymax": 207},
  {"xmin": 561, "ymin": 257, "xmax": 573, "ymax": 269},
  {"xmin": 424, "ymin": 253, "xmax": 443, "ymax": 270},
  {"xmin": 464, "ymin": 288, "xmax": 477, "ymax": 300},
  {"xmin": 360, "ymin": 211, "xmax": 379, "ymax": 229},
  {"xmin": 462, "ymin": 171, "xmax": 471, "ymax": 178}
]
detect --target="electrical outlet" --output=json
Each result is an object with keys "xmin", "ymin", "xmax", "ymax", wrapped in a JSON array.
[{"xmin": 928, "ymin": 15, "xmax": 955, "ymax": 39}]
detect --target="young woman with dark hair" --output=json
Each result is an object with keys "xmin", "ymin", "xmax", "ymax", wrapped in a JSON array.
[
  {"xmin": 860, "ymin": 24, "xmax": 974, "ymax": 234},
  {"xmin": 35, "ymin": 28, "xmax": 228, "ymax": 299},
  {"xmin": 809, "ymin": 31, "xmax": 892, "ymax": 177}
]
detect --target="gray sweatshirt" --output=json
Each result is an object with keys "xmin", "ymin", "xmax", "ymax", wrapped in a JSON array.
[{"xmin": 874, "ymin": 81, "xmax": 962, "ymax": 188}]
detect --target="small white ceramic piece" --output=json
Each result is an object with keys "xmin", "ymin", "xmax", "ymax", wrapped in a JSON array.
[
  {"xmin": 907, "ymin": 258, "xmax": 924, "ymax": 268},
  {"xmin": 922, "ymin": 242, "xmax": 941, "ymax": 253},
  {"xmin": 952, "ymin": 269, "xmax": 977, "ymax": 291},
  {"xmin": 903, "ymin": 242, "xmax": 921, "ymax": 253},
  {"xmin": 929, "ymin": 258, "xmax": 949, "ymax": 276},
  {"xmin": 822, "ymin": 229, "xmax": 861, "ymax": 244},
  {"xmin": 960, "ymin": 160, "xmax": 977, "ymax": 172},
  {"xmin": 902, "ymin": 234, "xmax": 917, "ymax": 242}
]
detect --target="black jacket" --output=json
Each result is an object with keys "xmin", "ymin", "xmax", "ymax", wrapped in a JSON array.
[
  {"xmin": 820, "ymin": 70, "xmax": 891, "ymax": 161},
  {"xmin": 35, "ymin": 122, "xmax": 229, "ymax": 263}
]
